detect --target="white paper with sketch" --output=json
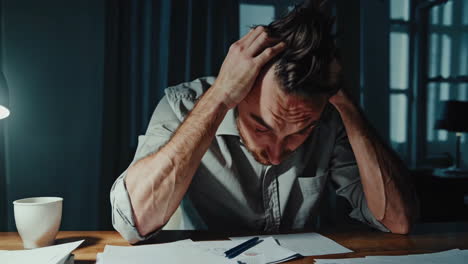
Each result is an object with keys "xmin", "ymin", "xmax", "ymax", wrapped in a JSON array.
[
  {"xmin": 0, "ymin": 240, "xmax": 83, "ymax": 264},
  {"xmin": 194, "ymin": 236, "xmax": 301, "ymax": 264},
  {"xmin": 230, "ymin": 232, "xmax": 352, "ymax": 256},
  {"xmin": 99, "ymin": 239, "xmax": 236, "ymax": 264},
  {"xmin": 364, "ymin": 249, "xmax": 468, "ymax": 264}
]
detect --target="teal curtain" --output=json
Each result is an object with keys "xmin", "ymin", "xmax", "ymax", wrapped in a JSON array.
[{"xmin": 99, "ymin": 0, "xmax": 239, "ymax": 229}]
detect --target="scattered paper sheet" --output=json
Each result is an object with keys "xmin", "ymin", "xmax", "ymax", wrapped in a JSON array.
[
  {"xmin": 230, "ymin": 232, "xmax": 352, "ymax": 256},
  {"xmin": 195, "ymin": 237, "xmax": 301, "ymax": 264},
  {"xmin": 98, "ymin": 237, "xmax": 301, "ymax": 264},
  {"xmin": 1, "ymin": 240, "xmax": 83, "ymax": 264},
  {"xmin": 100, "ymin": 240, "xmax": 236, "ymax": 264},
  {"xmin": 314, "ymin": 249, "xmax": 468, "ymax": 264},
  {"xmin": 96, "ymin": 236, "xmax": 467, "ymax": 264},
  {"xmin": 242, "ymin": 237, "xmax": 301, "ymax": 264},
  {"xmin": 193, "ymin": 240, "xmax": 265, "ymax": 264}
]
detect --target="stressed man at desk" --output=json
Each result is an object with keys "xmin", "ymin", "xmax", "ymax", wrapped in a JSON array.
[{"xmin": 110, "ymin": 3, "xmax": 417, "ymax": 244}]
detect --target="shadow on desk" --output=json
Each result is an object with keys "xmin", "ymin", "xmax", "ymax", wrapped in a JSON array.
[
  {"xmin": 137, "ymin": 223, "xmax": 380, "ymax": 245},
  {"xmin": 135, "ymin": 220, "xmax": 468, "ymax": 247},
  {"xmin": 56, "ymin": 236, "xmax": 101, "ymax": 248}
]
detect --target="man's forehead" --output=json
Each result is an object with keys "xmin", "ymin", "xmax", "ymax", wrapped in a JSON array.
[{"xmin": 258, "ymin": 66, "xmax": 327, "ymax": 122}]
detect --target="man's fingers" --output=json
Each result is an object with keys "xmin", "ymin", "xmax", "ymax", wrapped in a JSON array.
[
  {"xmin": 240, "ymin": 26, "xmax": 266, "ymax": 49},
  {"xmin": 246, "ymin": 31, "xmax": 280, "ymax": 57},
  {"xmin": 238, "ymin": 27, "xmax": 255, "ymax": 43},
  {"xmin": 254, "ymin": 42, "xmax": 286, "ymax": 66}
]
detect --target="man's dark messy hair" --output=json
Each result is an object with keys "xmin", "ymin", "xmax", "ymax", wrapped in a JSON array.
[{"xmin": 261, "ymin": 0, "xmax": 341, "ymax": 97}]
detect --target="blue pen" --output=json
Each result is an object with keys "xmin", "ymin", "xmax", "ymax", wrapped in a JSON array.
[{"xmin": 224, "ymin": 237, "xmax": 262, "ymax": 259}]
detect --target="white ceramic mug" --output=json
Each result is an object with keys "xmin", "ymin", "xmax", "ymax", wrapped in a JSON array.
[{"xmin": 13, "ymin": 197, "xmax": 63, "ymax": 249}]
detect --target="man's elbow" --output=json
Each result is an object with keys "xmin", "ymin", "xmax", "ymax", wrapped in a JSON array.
[
  {"xmin": 384, "ymin": 213, "xmax": 413, "ymax": 234},
  {"xmin": 388, "ymin": 222, "xmax": 411, "ymax": 234},
  {"xmin": 388, "ymin": 194, "xmax": 420, "ymax": 234},
  {"xmin": 111, "ymin": 208, "xmax": 146, "ymax": 244},
  {"xmin": 136, "ymin": 219, "xmax": 165, "ymax": 238}
]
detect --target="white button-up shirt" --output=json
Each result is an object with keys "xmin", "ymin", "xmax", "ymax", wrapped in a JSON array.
[{"xmin": 110, "ymin": 77, "xmax": 388, "ymax": 244}]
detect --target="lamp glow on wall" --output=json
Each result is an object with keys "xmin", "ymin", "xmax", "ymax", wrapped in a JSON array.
[{"xmin": 0, "ymin": 70, "xmax": 9, "ymax": 119}]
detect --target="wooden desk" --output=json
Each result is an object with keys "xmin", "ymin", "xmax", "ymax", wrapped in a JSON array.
[{"xmin": 1, "ymin": 222, "xmax": 468, "ymax": 263}]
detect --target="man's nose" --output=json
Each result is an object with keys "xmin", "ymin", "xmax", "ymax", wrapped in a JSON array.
[{"xmin": 267, "ymin": 142, "xmax": 283, "ymax": 165}]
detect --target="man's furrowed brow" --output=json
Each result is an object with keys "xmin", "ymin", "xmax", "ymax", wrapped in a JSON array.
[
  {"xmin": 295, "ymin": 119, "xmax": 319, "ymax": 134},
  {"xmin": 250, "ymin": 113, "xmax": 273, "ymax": 130}
]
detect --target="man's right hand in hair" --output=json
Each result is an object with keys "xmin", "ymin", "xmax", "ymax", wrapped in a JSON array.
[
  {"xmin": 213, "ymin": 26, "xmax": 286, "ymax": 109},
  {"xmin": 122, "ymin": 27, "xmax": 285, "ymax": 240}
]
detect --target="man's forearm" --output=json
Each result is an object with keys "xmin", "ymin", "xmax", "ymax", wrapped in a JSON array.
[
  {"xmin": 330, "ymin": 92, "xmax": 415, "ymax": 234},
  {"xmin": 122, "ymin": 26, "xmax": 285, "ymax": 238},
  {"xmin": 125, "ymin": 86, "xmax": 228, "ymax": 236}
]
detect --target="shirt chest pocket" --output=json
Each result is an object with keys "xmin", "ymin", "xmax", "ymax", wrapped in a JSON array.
[
  {"xmin": 288, "ymin": 174, "xmax": 328, "ymax": 228},
  {"xmin": 296, "ymin": 174, "xmax": 328, "ymax": 196}
]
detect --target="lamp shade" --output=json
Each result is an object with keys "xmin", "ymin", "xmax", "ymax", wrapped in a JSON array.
[
  {"xmin": 0, "ymin": 71, "xmax": 9, "ymax": 119},
  {"xmin": 435, "ymin": 100, "xmax": 468, "ymax": 132}
]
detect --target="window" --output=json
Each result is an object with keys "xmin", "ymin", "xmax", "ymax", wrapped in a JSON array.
[
  {"xmin": 389, "ymin": 0, "xmax": 411, "ymax": 160},
  {"xmin": 238, "ymin": 1, "xmax": 294, "ymax": 38},
  {"xmin": 239, "ymin": 3, "xmax": 275, "ymax": 37},
  {"xmin": 426, "ymin": 0, "xmax": 468, "ymax": 159},
  {"xmin": 389, "ymin": 0, "xmax": 468, "ymax": 166}
]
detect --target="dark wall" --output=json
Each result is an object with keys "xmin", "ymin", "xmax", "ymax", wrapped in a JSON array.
[{"xmin": 3, "ymin": 0, "xmax": 105, "ymax": 230}]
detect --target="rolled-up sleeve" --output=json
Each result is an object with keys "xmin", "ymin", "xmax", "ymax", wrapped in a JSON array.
[
  {"xmin": 329, "ymin": 121, "xmax": 390, "ymax": 232},
  {"xmin": 110, "ymin": 96, "xmax": 181, "ymax": 243}
]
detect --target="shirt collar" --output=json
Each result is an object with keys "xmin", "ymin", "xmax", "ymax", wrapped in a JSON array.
[{"xmin": 216, "ymin": 107, "xmax": 240, "ymax": 137}]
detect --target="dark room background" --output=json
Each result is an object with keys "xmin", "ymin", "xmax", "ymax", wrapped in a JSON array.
[{"xmin": 1, "ymin": 0, "xmax": 467, "ymax": 231}]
